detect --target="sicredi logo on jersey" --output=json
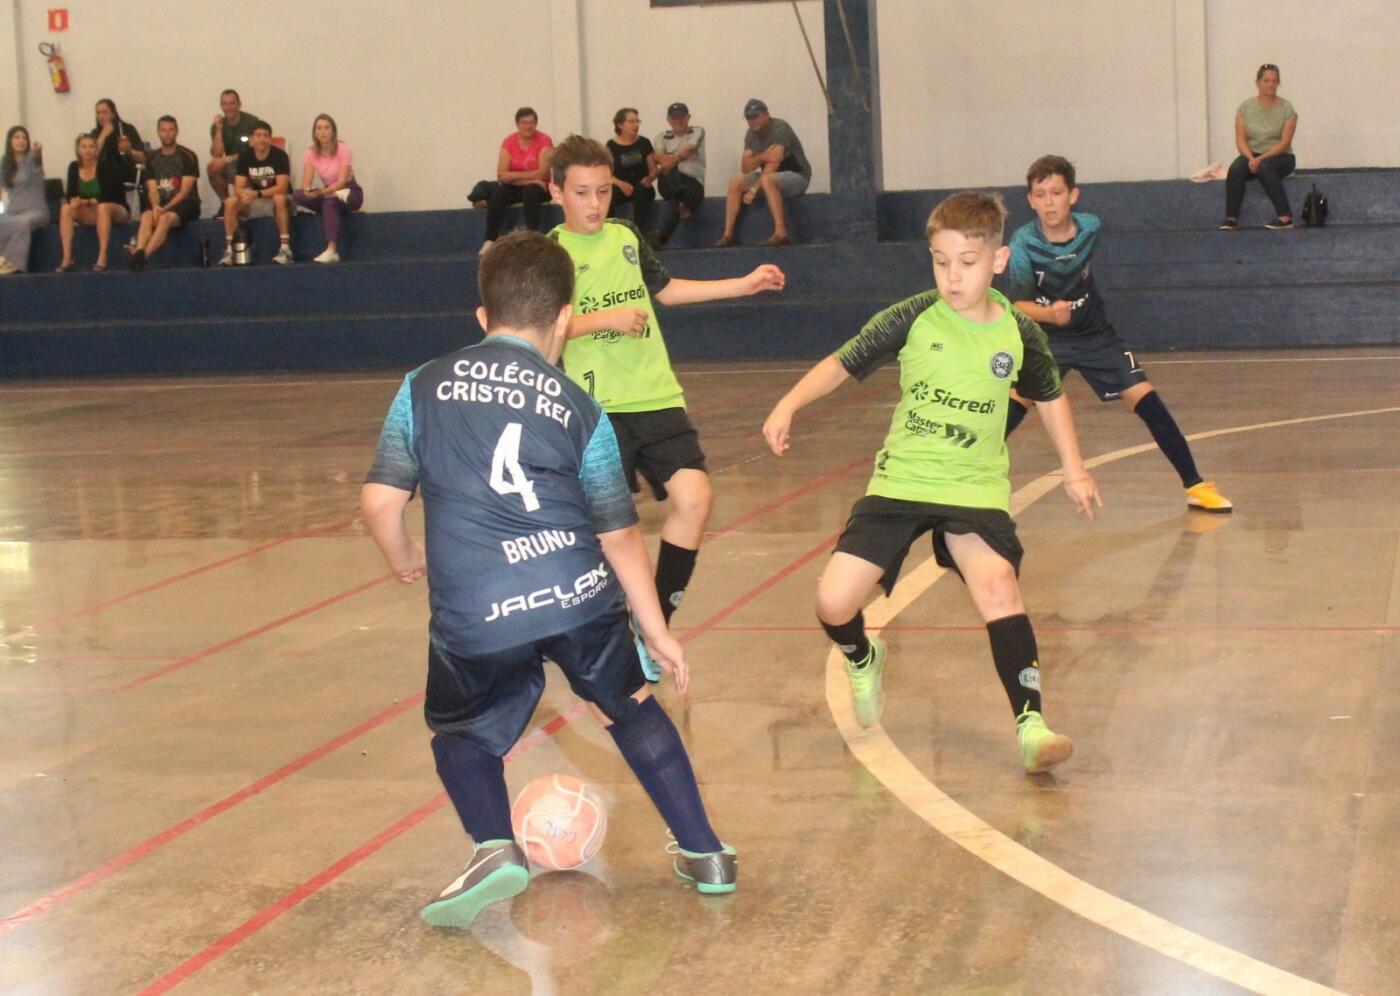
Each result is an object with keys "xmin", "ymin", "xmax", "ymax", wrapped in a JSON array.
[{"xmin": 577, "ymin": 286, "xmax": 647, "ymax": 314}]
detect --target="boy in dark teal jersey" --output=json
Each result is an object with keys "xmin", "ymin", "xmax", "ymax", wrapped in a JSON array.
[
  {"xmin": 546, "ymin": 135, "xmax": 785, "ymax": 679},
  {"xmin": 763, "ymin": 192, "xmax": 1102, "ymax": 774},
  {"xmin": 1003, "ymin": 155, "xmax": 1233, "ymax": 513},
  {"xmin": 361, "ymin": 233, "xmax": 736, "ymax": 925}
]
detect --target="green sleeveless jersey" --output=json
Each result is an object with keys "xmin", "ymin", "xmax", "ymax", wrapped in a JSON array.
[
  {"xmin": 835, "ymin": 289, "xmax": 1062, "ymax": 511},
  {"xmin": 550, "ymin": 219, "xmax": 685, "ymax": 414}
]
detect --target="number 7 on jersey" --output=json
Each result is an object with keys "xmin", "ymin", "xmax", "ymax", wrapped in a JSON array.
[{"xmin": 490, "ymin": 423, "xmax": 540, "ymax": 511}]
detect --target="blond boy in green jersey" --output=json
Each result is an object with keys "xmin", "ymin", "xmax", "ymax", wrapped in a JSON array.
[
  {"xmin": 763, "ymin": 191, "xmax": 1102, "ymax": 773},
  {"xmin": 546, "ymin": 135, "xmax": 785, "ymax": 679}
]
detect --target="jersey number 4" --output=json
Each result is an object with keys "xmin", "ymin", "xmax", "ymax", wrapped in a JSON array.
[{"xmin": 490, "ymin": 423, "xmax": 540, "ymax": 512}]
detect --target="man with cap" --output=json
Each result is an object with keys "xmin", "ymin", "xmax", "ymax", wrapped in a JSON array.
[
  {"xmin": 717, "ymin": 98, "xmax": 810, "ymax": 247},
  {"xmin": 647, "ymin": 102, "xmax": 707, "ymax": 248}
]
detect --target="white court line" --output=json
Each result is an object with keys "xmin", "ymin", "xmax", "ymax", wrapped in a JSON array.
[
  {"xmin": 2, "ymin": 353, "xmax": 1396, "ymax": 396},
  {"xmin": 825, "ymin": 404, "xmax": 1400, "ymax": 995}
]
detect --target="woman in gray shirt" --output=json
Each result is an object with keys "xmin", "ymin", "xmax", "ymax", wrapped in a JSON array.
[
  {"xmin": 0, "ymin": 126, "xmax": 48, "ymax": 274},
  {"xmin": 1221, "ymin": 64, "xmax": 1298, "ymax": 230}
]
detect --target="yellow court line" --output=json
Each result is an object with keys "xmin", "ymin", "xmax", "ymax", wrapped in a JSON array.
[{"xmin": 825, "ymin": 404, "xmax": 1400, "ymax": 995}]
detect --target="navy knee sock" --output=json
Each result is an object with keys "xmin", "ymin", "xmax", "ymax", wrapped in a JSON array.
[
  {"xmin": 1005, "ymin": 399, "xmax": 1031, "ymax": 438},
  {"xmin": 986, "ymin": 614, "xmax": 1043, "ymax": 719},
  {"xmin": 431, "ymin": 732, "xmax": 514, "ymax": 845},
  {"xmin": 1133, "ymin": 390, "xmax": 1202, "ymax": 488},
  {"xmin": 821, "ymin": 612, "xmax": 872, "ymax": 666},
  {"xmin": 608, "ymin": 696, "xmax": 722, "ymax": 854}
]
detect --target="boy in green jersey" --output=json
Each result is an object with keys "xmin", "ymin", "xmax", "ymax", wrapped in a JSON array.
[
  {"xmin": 763, "ymin": 191, "xmax": 1102, "ymax": 773},
  {"xmin": 547, "ymin": 135, "xmax": 786, "ymax": 679}
]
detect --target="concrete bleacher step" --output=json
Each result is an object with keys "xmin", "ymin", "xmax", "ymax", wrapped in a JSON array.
[{"xmin": 877, "ymin": 169, "xmax": 1400, "ymax": 239}]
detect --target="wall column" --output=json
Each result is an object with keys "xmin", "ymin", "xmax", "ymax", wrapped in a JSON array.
[{"xmin": 823, "ymin": 0, "xmax": 880, "ymax": 240}]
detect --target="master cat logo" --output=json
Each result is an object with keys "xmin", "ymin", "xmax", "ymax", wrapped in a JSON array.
[
  {"xmin": 989, "ymin": 351, "xmax": 1014, "ymax": 380},
  {"xmin": 622, "ymin": 244, "xmax": 638, "ymax": 265}
]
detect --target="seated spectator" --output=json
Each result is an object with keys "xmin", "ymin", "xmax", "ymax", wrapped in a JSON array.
[
  {"xmin": 129, "ymin": 116, "xmax": 199, "ymax": 271},
  {"xmin": 607, "ymin": 107, "xmax": 656, "ymax": 231},
  {"xmin": 208, "ymin": 89, "xmax": 262, "ymax": 215},
  {"xmin": 481, "ymin": 107, "xmax": 553, "ymax": 254},
  {"xmin": 1221, "ymin": 64, "xmax": 1298, "ymax": 231},
  {"xmin": 648, "ymin": 101, "xmax": 705, "ymax": 248},
  {"xmin": 0, "ymin": 126, "xmax": 47, "ymax": 274},
  {"xmin": 718, "ymin": 98, "xmax": 810, "ymax": 247},
  {"xmin": 219, "ymin": 121, "xmax": 292, "ymax": 265},
  {"xmin": 91, "ymin": 98, "xmax": 145, "ymax": 200},
  {"xmin": 57, "ymin": 134, "xmax": 128, "ymax": 272},
  {"xmin": 293, "ymin": 114, "xmax": 363, "ymax": 263}
]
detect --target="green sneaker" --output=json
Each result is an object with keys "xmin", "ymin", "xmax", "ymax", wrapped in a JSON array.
[
  {"xmin": 670, "ymin": 841, "xmax": 738, "ymax": 894},
  {"xmin": 845, "ymin": 636, "xmax": 887, "ymax": 728},
  {"xmin": 1017, "ymin": 708, "xmax": 1074, "ymax": 774},
  {"xmin": 420, "ymin": 839, "xmax": 530, "ymax": 928}
]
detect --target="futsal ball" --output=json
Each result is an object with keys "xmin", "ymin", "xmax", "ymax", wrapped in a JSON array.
[{"xmin": 511, "ymin": 773, "xmax": 608, "ymax": 871}]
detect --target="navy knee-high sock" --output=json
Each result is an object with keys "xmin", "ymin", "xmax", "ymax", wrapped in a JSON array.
[
  {"xmin": 1005, "ymin": 399, "xmax": 1031, "ymax": 438},
  {"xmin": 1133, "ymin": 391, "xmax": 1202, "ymax": 488},
  {"xmin": 431, "ymin": 733, "xmax": 514, "ymax": 845},
  {"xmin": 608, "ymin": 696, "xmax": 722, "ymax": 854}
]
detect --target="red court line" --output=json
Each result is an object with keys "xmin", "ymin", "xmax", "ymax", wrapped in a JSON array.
[
  {"xmin": 706, "ymin": 458, "xmax": 865, "ymax": 541},
  {"xmin": 114, "ymin": 574, "xmax": 394, "ymax": 692},
  {"xmin": 4, "ymin": 515, "xmax": 358, "ymax": 642},
  {"xmin": 132, "ymin": 532, "xmax": 845, "ymax": 992},
  {"xmin": 137, "ymin": 701, "xmax": 589, "ymax": 996},
  {"xmin": 0, "ymin": 694, "xmax": 426, "ymax": 937}
]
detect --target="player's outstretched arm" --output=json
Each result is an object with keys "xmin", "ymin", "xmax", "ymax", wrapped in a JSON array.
[
  {"xmin": 762, "ymin": 354, "xmax": 851, "ymax": 456},
  {"xmin": 598, "ymin": 525, "xmax": 689, "ymax": 693},
  {"xmin": 1034, "ymin": 396, "xmax": 1103, "ymax": 519},
  {"xmin": 564, "ymin": 307, "xmax": 650, "ymax": 340},
  {"xmin": 653, "ymin": 265, "xmax": 785, "ymax": 307},
  {"xmin": 360, "ymin": 483, "xmax": 427, "ymax": 583}
]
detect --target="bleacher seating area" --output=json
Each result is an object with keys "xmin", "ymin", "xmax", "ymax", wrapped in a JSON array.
[{"xmin": 3, "ymin": 169, "xmax": 1397, "ymax": 378}]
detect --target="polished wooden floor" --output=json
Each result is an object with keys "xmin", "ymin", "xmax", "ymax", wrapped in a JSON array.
[{"xmin": 2, "ymin": 350, "xmax": 1398, "ymax": 995}]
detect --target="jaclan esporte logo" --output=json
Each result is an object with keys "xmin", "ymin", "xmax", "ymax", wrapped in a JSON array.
[{"xmin": 989, "ymin": 351, "xmax": 1015, "ymax": 379}]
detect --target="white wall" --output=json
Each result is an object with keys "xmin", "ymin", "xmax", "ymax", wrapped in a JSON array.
[
  {"xmin": 578, "ymin": 0, "xmax": 830, "ymax": 195},
  {"xmin": 0, "ymin": 2, "xmax": 24, "ymax": 138},
  {"xmin": 1205, "ymin": 0, "xmax": 1400, "ymax": 168}
]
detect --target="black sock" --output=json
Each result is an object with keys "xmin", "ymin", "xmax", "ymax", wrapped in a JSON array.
[
  {"xmin": 608, "ymin": 696, "xmax": 723, "ymax": 854},
  {"xmin": 822, "ymin": 612, "xmax": 872, "ymax": 666},
  {"xmin": 1005, "ymin": 399, "xmax": 1031, "ymax": 438},
  {"xmin": 1133, "ymin": 391, "xmax": 1202, "ymax": 488},
  {"xmin": 431, "ymin": 732, "xmax": 514, "ymax": 844},
  {"xmin": 986, "ymin": 614, "xmax": 1043, "ymax": 719},
  {"xmin": 655, "ymin": 540, "xmax": 698, "ymax": 623}
]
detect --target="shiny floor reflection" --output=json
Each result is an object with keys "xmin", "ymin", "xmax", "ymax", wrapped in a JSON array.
[{"xmin": 1, "ymin": 351, "xmax": 1397, "ymax": 994}]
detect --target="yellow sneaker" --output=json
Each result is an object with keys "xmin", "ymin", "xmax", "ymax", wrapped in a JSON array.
[
  {"xmin": 1017, "ymin": 708, "xmax": 1074, "ymax": 774},
  {"xmin": 1185, "ymin": 481, "xmax": 1233, "ymax": 513}
]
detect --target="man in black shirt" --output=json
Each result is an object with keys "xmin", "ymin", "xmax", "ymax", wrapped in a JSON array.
[
  {"xmin": 208, "ymin": 89, "xmax": 262, "ymax": 211},
  {"xmin": 129, "ymin": 116, "xmax": 200, "ymax": 271},
  {"xmin": 219, "ymin": 121, "xmax": 292, "ymax": 265}
]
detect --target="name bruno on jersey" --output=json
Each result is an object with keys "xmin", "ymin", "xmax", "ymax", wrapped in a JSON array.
[{"xmin": 434, "ymin": 356, "xmax": 575, "ymax": 429}]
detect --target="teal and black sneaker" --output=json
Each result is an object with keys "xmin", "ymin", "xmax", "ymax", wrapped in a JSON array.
[
  {"xmin": 420, "ymin": 839, "xmax": 530, "ymax": 928},
  {"xmin": 846, "ymin": 636, "xmax": 887, "ymax": 728},
  {"xmin": 1016, "ymin": 706, "xmax": 1074, "ymax": 774},
  {"xmin": 670, "ymin": 840, "xmax": 738, "ymax": 894},
  {"xmin": 633, "ymin": 613, "xmax": 662, "ymax": 682}
]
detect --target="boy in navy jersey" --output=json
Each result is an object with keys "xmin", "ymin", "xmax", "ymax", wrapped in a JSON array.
[
  {"xmin": 1003, "ymin": 155, "xmax": 1232, "ymax": 512},
  {"xmin": 361, "ymin": 232, "xmax": 734, "ymax": 928}
]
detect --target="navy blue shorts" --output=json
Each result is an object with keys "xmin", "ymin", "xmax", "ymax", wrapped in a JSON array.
[
  {"xmin": 1047, "ymin": 327, "xmax": 1147, "ymax": 401},
  {"xmin": 425, "ymin": 606, "xmax": 646, "ymax": 756}
]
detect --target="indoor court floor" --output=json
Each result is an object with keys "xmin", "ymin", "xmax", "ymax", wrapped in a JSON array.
[{"xmin": 2, "ymin": 348, "xmax": 1398, "ymax": 995}]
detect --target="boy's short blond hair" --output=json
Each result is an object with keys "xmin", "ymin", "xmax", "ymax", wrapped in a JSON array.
[{"xmin": 925, "ymin": 191, "xmax": 1007, "ymax": 245}]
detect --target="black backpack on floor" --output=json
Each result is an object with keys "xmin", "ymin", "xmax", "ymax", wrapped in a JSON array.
[{"xmin": 1302, "ymin": 185, "xmax": 1328, "ymax": 227}]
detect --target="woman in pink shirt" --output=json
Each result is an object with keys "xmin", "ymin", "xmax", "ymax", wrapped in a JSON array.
[
  {"xmin": 294, "ymin": 114, "xmax": 363, "ymax": 263},
  {"xmin": 481, "ymin": 106, "xmax": 553, "ymax": 254}
]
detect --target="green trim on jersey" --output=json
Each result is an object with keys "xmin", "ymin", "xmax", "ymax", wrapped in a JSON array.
[
  {"xmin": 835, "ymin": 288, "xmax": 1061, "ymax": 511},
  {"xmin": 551, "ymin": 219, "xmax": 684, "ymax": 414}
]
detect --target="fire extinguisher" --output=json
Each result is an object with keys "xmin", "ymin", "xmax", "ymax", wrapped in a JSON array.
[{"xmin": 39, "ymin": 42, "xmax": 70, "ymax": 94}]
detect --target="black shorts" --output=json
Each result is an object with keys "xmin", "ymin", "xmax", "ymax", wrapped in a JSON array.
[
  {"xmin": 834, "ymin": 495, "xmax": 1024, "ymax": 596},
  {"xmin": 1047, "ymin": 327, "xmax": 1147, "ymax": 401},
  {"xmin": 608, "ymin": 408, "xmax": 707, "ymax": 501},
  {"xmin": 163, "ymin": 199, "xmax": 199, "ymax": 226},
  {"xmin": 425, "ymin": 605, "xmax": 646, "ymax": 757}
]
